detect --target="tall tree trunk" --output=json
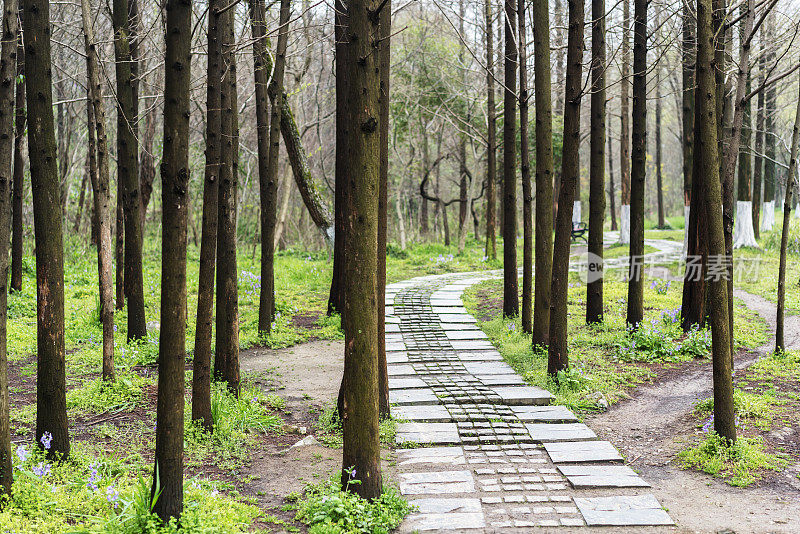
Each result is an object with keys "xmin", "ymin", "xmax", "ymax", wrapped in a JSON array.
[
  {"xmin": 762, "ymin": 14, "xmax": 776, "ymax": 232},
  {"xmin": 139, "ymin": 99, "xmax": 157, "ymax": 224},
  {"xmin": 23, "ymin": 0, "xmax": 69, "ymax": 459},
  {"xmin": 336, "ymin": 0, "xmax": 382, "ymax": 499},
  {"xmin": 10, "ymin": 39, "xmax": 23, "ymax": 293},
  {"xmin": 420, "ymin": 127, "xmax": 430, "ymax": 237},
  {"xmin": 682, "ymin": 1, "xmax": 695, "ymax": 247},
  {"xmin": 377, "ymin": 0, "xmax": 390, "ymax": 418},
  {"xmin": 114, "ymin": 0, "xmax": 146, "ymax": 341},
  {"xmin": 22, "ymin": 0, "xmax": 69, "ymax": 459},
  {"xmin": 618, "ymin": 0, "xmax": 631, "ymax": 244},
  {"xmin": 215, "ymin": 2, "xmax": 240, "ymax": 394},
  {"xmin": 193, "ymin": 0, "xmax": 221, "ymax": 431},
  {"xmin": 776, "ymin": 71, "xmax": 800, "ymax": 353},
  {"xmin": 532, "ymin": 0, "xmax": 554, "ymax": 348},
  {"xmin": 607, "ymin": 131, "xmax": 617, "ymax": 231},
  {"xmin": 0, "ymin": 0, "xmax": 17, "ymax": 497},
  {"xmin": 115, "ymin": 199, "xmax": 124, "ymax": 310},
  {"xmin": 548, "ymin": 0, "xmax": 583, "ymax": 376},
  {"xmin": 74, "ymin": 172, "xmax": 88, "ymax": 233},
  {"xmin": 587, "ymin": 0, "xmax": 605, "ymax": 324},
  {"xmin": 254, "ymin": 0, "xmax": 289, "ymax": 335},
  {"xmin": 718, "ymin": 0, "xmax": 734, "ymax": 365},
  {"xmin": 655, "ymin": 73, "xmax": 665, "ymax": 228},
  {"xmin": 484, "ymin": 0, "xmax": 496, "ymax": 259},
  {"xmin": 81, "ymin": 0, "xmax": 116, "ymax": 382},
  {"xmin": 697, "ymin": 0, "xmax": 735, "ymax": 442},
  {"xmin": 626, "ymin": 0, "xmax": 647, "ymax": 329},
  {"xmin": 502, "ymin": 0, "xmax": 518, "ymax": 318},
  {"xmin": 752, "ymin": 42, "xmax": 765, "ymax": 240},
  {"xmin": 152, "ymin": 0, "xmax": 191, "ymax": 520},
  {"xmin": 730, "ymin": 0, "xmax": 757, "ymax": 252},
  {"xmin": 88, "ymin": 97, "xmax": 99, "ymax": 248},
  {"xmin": 519, "ymin": 0, "xmax": 532, "ymax": 333}
]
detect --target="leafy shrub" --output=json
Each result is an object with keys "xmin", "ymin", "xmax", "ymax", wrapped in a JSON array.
[
  {"xmin": 294, "ymin": 479, "xmax": 411, "ymax": 534},
  {"xmin": 66, "ymin": 373, "xmax": 150, "ymax": 413},
  {"xmin": 615, "ymin": 318, "xmax": 710, "ymax": 362},
  {"xmin": 678, "ymin": 433, "xmax": 788, "ymax": 487},
  {"xmin": 385, "ymin": 242, "xmax": 409, "ymax": 259},
  {"xmin": 762, "ymin": 218, "xmax": 800, "ymax": 254}
]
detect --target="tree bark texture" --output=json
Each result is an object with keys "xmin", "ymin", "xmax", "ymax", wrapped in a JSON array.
[
  {"xmin": 548, "ymin": 0, "xmax": 583, "ymax": 376},
  {"xmin": 502, "ymin": 0, "xmax": 518, "ymax": 318},
  {"xmin": 532, "ymin": 0, "xmax": 554, "ymax": 348},
  {"xmin": 23, "ymin": 0, "xmax": 70, "ymax": 460},
  {"xmin": 153, "ymin": 0, "xmax": 192, "ymax": 520}
]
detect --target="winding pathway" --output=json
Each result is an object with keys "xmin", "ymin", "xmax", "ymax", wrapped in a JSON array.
[{"xmin": 388, "ymin": 270, "xmax": 674, "ymax": 531}]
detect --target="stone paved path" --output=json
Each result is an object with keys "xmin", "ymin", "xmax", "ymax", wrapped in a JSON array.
[{"xmin": 388, "ymin": 272, "xmax": 673, "ymax": 532}]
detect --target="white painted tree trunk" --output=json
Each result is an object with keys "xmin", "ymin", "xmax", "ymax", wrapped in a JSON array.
[
  {"xmin": 572, "ymin": 200, "xmax": 582, "ymax": 224},
  {"xmin": 733, "ymin": 200, "xmax": 759, "ymax": 248},
  {"xmin": 683, "ymin": 205, "xmax": 690, "ymax": 255},
  {"xmin": 761, "ymin": 200, "xmax": 775, "ymax": 232},
  {"xmin": 619, "ymin": 204, "xmax": 630, "ymax": 244}
]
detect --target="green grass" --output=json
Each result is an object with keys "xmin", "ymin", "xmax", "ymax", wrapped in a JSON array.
[
  {"xmin": 0, "ymin": 441, "xmax": 262, "ymax": 533},
  {"xmin": 291, "ymin": 478, "xmax": 412, "ymax": 534},
  {"xmin": 677, "ymin": 433, "xmax": 789, "ymax": 487},
  {"xmin": 733, "ymin": 220, "xmax": 800, "ymax": 314},
  {"xmin": 463, "ymin": 274, "xmax": 768, "ymax": 413},
  {"xmin": 3, "ymin": 224, "xmax": 791, "ymax": 530},
  {"xmin": 678, "ymin": 351, "xmax": 800, "ymax": 486}
]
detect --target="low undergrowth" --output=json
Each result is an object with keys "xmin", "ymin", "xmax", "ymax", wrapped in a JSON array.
[
  {"xmin": 0, "ymin": 441, "xmax": 260, "ymax": 533},
  {"xmin": 290, "ymin": 477, "xmax": 412, "ymax": 534},
  {"xmin": 677, "ymin": 433, "xmax": 789, "ymax": 487},
  {"xmin": 679, "ymin": 350, "xmax": 800, "ymax": 486},
  {"xmin": 463, "ymin": 273, "xmax": 768, "ymax": 414}
]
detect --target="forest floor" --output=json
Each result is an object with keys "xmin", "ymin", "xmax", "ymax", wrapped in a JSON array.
[
  {"xmin": 3, "ymin": 225, "xmax": 800, "ymax": 532},
  {"xmin": 586, "ymin": 289, "xmax": 800, "ymax": 533}
]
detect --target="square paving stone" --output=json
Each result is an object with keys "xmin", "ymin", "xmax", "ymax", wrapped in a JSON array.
[
  {"xmin": 396, "ymin": 422, "xmax": 461, "ymax": 445},
  {"xmin": 477, "ymin": 374, "xmax": 526, "ymax": 386},
  {"xmin": 398, "ymin": 470, "xmax": 475, "ymax": 495},
  {"xmin": 573, "ymin": 495, "xmax": 673, "ymax": 526},
  {"xmin": 463, "ymin": 362, "xmax": 516, "ymax": 375},
  {"xmin": 512, "ymin": 406, "xmax": 578, "ymax": 422},
  {"xmin": 388, "ymin": 352, "xmax": 409, "ymax": 364},
  {"xmin": 444, "ymin": 330, "xmax": 488, "ymax": 340},
  {"xmin": 390, "ymin": 389, "xmax": 439, "ymax": 406},
  {"xmin": 393, "ymin": 404, "xmax": 452, "ymax": 423},
  {"xmin": 397, "ymin": 446, "xmax": 465, "ymax": 466},
  {"xmin": 543, "ymin": 440, "xmax": 624, "ymax": 463},
  {"xmin": 386, "ymin": 342, "xmax": 407, "ymax": 351},
  {"xmin": 438, "ymin": 314, "xmax": 477, "ymax": 323},
  {"xmin": 386, "ymin": 323, "xmax": 401, "ymax": 333},
  {"xmin": 492, "ymin": 386, "xmax": 554, "ymax": 406},
  {"xmin": 388, "ymin": 364, "xmax": 416, "ymax": 376},
  {"xmin": 432, "ymin": 306, "xmax": 468, "ymax": 314},
  {"xmin": 389, "ymin": 377, "xmax": 427, "ymax": 390},
  {"xmin": 439, "ymin": 323, "xmax": 480, "ymax": 331},
  {"xmin": 403, "ymin": 511, "xmax": 484, "ymax": 531},
  {"xmin": 430, "ymin": 299, "xmax": 464, "ymax": 306},
  {"xmin": 558, "ymin": 465, "xmax": 649, "ymax": 488},
  {"xmin": 459, "ymin": 352, "xmax": 503, "ymax": 362},
  {"xmin": 526, "ymin": 423, "xmax": 597, "ymax": 442},
  {"xmin": 451, "ymin": 340, "xmax": 496, "ymax": 350}
]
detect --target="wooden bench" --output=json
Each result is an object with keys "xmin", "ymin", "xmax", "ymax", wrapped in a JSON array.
[{"xmin": 571, "ymin": 222, "xmax": 588, "ymax": 243}]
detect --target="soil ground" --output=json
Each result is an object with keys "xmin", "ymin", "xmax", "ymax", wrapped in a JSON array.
[
  {"xmin": 586, "ymin": 290, "xmax": 800, "ymax": 534},
  {"xmin": 241, "ymin": 340, "xmax": 396, "ymax": 532}
]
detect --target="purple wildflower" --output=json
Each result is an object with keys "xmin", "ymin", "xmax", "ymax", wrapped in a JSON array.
[
  {"xmin": 40, "ymin": 431, "xmax": 52, "ymax": 450},
  {"xmin": 33, "ymin": 462, "xmax": 51, "ymax": 478},
  {"xmin": 15, "ymin": 444, "xmax": 28, "ymax": 464}
]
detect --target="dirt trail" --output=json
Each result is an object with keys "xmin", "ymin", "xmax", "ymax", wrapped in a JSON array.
[{"xmin": 587, "ymin": 290, "xmax": 800, "ymax": 533}]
